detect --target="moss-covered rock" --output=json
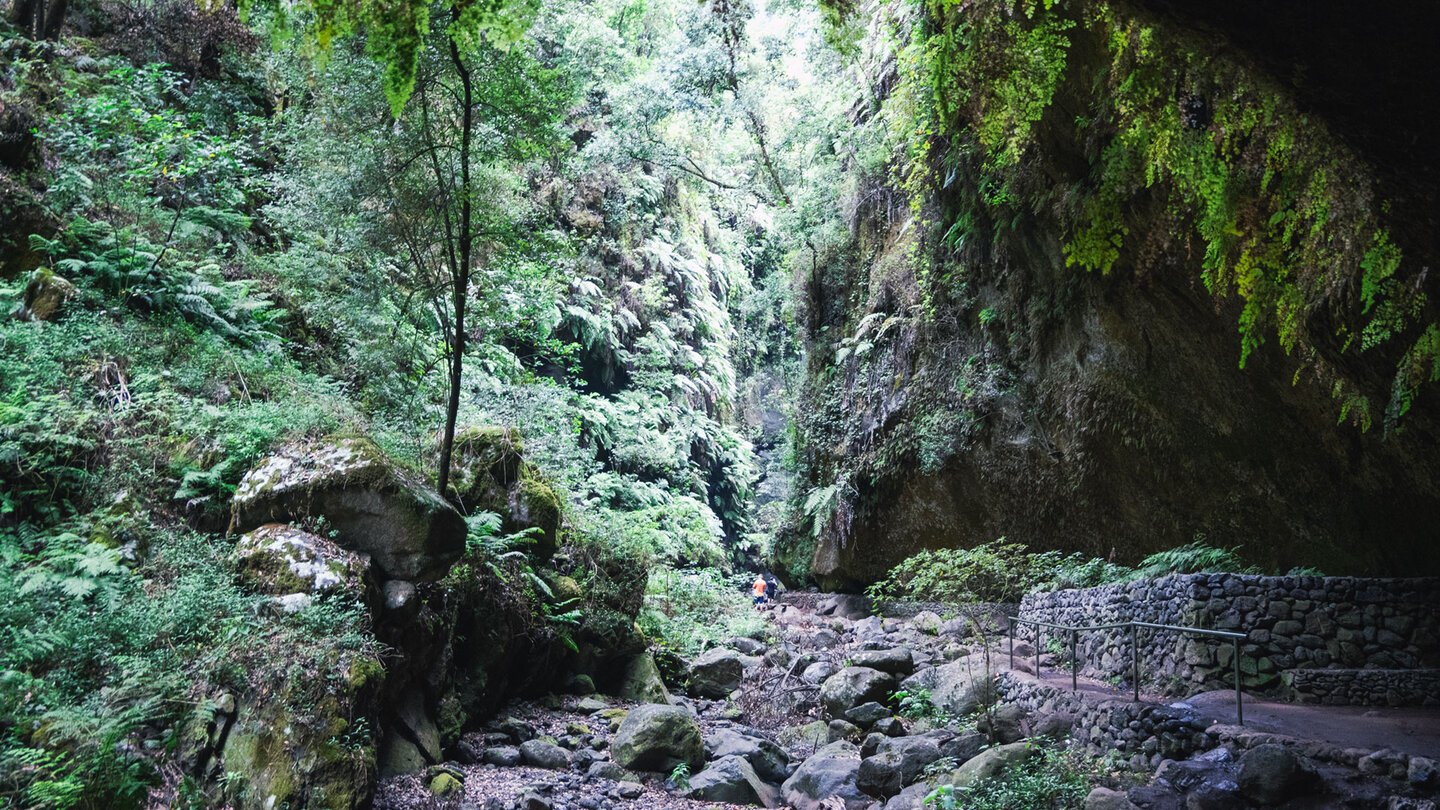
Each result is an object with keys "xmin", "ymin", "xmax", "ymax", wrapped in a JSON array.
[
  {"xmin": 616, "ymin": 651, "xmax": 672, "ymax": 704},
  {"xmin": 10, "ymin": 267, "xmax": 75, "ymax": 321},
  {"xmin": 443, "ymin": 424, "xmax": 561, "ymax": 561},
  {"xmin": 794, "ymin": 0, "xmax": 1440, "ymax": 584},
  {"xmin": 447, "ymin": 425, "xmax": 525, "ymax": 499},
  {"xmin": 234, "ymin": 523, "xmax": 370, "ymax": 596},
  {"xmin": 232, "ymin": 437, "xmax": 465, "ymax": 581},
  {"xmin": 217, "ymin": 651, "xmax": 381, "ymax": 809},
  {"xmin": 86, "ymin": 492, "xmax": 148, "ymax": 558}
]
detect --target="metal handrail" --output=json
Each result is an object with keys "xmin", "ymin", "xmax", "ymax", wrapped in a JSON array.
[{"xmin": 1007, "ymin": 616, "xmax": 1247, "ymax": 725}]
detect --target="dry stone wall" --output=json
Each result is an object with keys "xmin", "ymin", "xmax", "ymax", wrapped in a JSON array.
[
  {"xmin": 1282, "ymin": 668, "xmax": 1440, "ymax": 707},
  {"xmin": 1016, "ymin": 575, "xmax": 1440, "ymax": 704}
]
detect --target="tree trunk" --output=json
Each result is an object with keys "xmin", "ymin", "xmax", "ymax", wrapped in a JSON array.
[
  {"xmin": 8, "ymin": 0, "xmax": 64, "ymax": 39},
  {"xmin": 434, "ymin": 37, "xmax": 475, "ymax": 500},
  {"xmin": 41, "ymin": 0, "xmax": 67, "ymax": 39}
]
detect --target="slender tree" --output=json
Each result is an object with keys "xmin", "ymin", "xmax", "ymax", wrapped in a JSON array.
[{"xmin": 249, "ymin": 0, "xmax": 565, "ymax": 492}]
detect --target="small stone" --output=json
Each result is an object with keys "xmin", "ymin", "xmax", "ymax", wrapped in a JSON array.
[
  {"xmin": 577, "ymin": 697, "xmax": 609, "ymax": 714},
  {"xmin": 1409, "ymin": 756, "xmax": 1437, "ymax": 786},
  {"xmin": 521, "ymin": 740, "xmax": 572, "ymax": 770},
  {"xmin": 846, "ymin": 702, "xmax": 891, "ymax": 727},
  {"xmin": 1085, "ymin": 787, "xmax": 1139, "ymax": 810},
  {"xmin": 430, "ymin": 772, "xmax": 463, "ymax": 796},
  {"xmin": 828, "ymin": 719, "xmax": 863, "ymax": 742},
  {"xmin": 871, "ymin": 717, "xmax": 907, "ymax": 737}
]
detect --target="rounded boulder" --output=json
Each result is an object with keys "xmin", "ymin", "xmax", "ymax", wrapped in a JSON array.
[
  {"xmin": 610, "ymin": 703, "xmax": 703, "ymax": 773},
  {"xmin": 820, "ymin": 667, "xmax": 895, "ymax": 716}
]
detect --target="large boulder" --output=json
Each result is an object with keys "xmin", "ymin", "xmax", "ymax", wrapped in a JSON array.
[
  {"xmin": 781, "ymin": 741, "xmax": 869, "ymax": 810},
  {"xmin": 945, "ymin": 742, "xmax": 1035, "ymax": 788},
  {"xmin": 1236, "ymin": 744, "xmax": 1315, "ymax": 805},
  {"xmin": 857, "ymin": 737, "xmax": 941, "ymax": 799},
  {"xmin": 685, "ymin": 755, "xmax": 782, "ymax": 808},
  {"xmin": 976, "ymin": 703, "xmax": 1031, "ymax": 744},
  {"xmin": 902, "ymin": 660, "xmax": 995, "ymax": 716},
  {"xmin": 234, "ymin": 524, "xmax": 369, "ymax": 596},
  {"xmin": 884, "ymin": 782, "xmax": 935, "ymax": 810},
  {"xmin": 617, "ymin": 652, "xmax": 672, "ymax": 704},
  {"xmin": 939, "ymin": 730, "xmax": 988, "ymax": 764},
  {"xmin": 850, "ymin": 648, "xmax": 915, "ymax": 676},
  {"xmin": 217, "ymin": 654, "xmax": 383, "ymax": 809},
  {"xmin": 821, "ymin": 667, "xmax": 896, "ymax": 716},
  {"xmin": 610, "ymin": 703, "xmax": 704, "ymax": 772},
  {"xmin": 815, "ymin": 594, "xmax": 870, "ymax": 620},
  {"xmin": 443, "ymin": 426, "xmax": 561, "ymax": 561},
  {"xmin": 689, "ymin": 647, "xmax": 760, "ymax": 698},
  {"xmin": 232, "ymin": 437, "xmax": 465, "ymax": 581},
  {"xmin": 379, "ymin": 688, "xmax": 442, "ymax": 776},
  {"xmin": 706, "ymin": 728, "xmax": 793, "ymax": 783}
]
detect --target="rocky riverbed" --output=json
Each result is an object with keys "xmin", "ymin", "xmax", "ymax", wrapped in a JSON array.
[{"xmin": 374, "ymin": 593, "xmax": 1440, "ymax": 810}]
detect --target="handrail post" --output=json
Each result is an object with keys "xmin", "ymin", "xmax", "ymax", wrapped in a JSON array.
[
  {"xmin": 1036, "ymin": 624, "xmax": 1041, "ymax": 679},
  {"xmin": 1234, "ymin": 636, "xmax": 1243, "ymax": 726},
  {"xmin": 1010, "ymin": 623, "xmax": 1016, "ymax": 671},
  {"xmin": 1131, "ymin": 623, "xmax": 1139, "ymax": 701},
  {"xmin": 1071, "ymin": 628, "xmax": 1078, "ymax": 691}
]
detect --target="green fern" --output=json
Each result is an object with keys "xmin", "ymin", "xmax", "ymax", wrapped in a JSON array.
[{"xmin": 1131, "ymin": 538, "xmax": 1257, "ymax": 578}]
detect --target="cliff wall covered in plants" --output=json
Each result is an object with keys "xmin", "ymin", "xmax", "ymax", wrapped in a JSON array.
[{"xmin": 783, "ymin": 0, "xmax": 1440, "ymax": 588}]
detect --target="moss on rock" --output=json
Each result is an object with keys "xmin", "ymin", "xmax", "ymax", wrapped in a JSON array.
[
  {"xmin": 10, "ymin": 267, "xmax": 76, "ymax": 321},
  {"xmin": 443, "ymin": 424, "xmax": 563, "ymax": 562},
  {"xmin": 234, "ymin": 523, "xmax": 370, "ymax": 596},
  {"xmin": 232, "ymin": 436, "xmax": 465, "ymax": 581}
]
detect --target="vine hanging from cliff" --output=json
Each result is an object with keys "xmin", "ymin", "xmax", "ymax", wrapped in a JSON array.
[{"xmin": 898, "ymin": 0, "xmax": 1438, "ymax": 431}]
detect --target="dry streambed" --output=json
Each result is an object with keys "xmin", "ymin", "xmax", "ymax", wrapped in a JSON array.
[{"xmin": 375, "ymin": 594, "xmax": 1440, "ymax": 810}]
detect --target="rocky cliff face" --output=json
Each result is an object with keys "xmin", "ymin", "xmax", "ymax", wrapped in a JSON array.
[{"xmin": 786, "ymin": 0, "xmax": 1440, "ymax": 588}]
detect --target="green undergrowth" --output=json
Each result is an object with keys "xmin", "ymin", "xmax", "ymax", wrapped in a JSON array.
[
  {"xmin": 0, "ymin": 522, "xmax": 378, "ymax": 809},
  {"xmin": 638, "ymin": 567, "xmax": 767, "ymax": 657},
  {"xmin": 869, "ymin": 537, "xmax": 1325, "ymax": 605},
  {"xmin": 923, "ymin": 746, "xmax": 1127, "ymax": 810}
]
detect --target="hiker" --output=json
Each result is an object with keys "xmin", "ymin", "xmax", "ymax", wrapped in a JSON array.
[
  {"xmin": 752, "ymin": 574, "xmax": 768, "ymax": 607},
  {"xmin": 764, "ymin": 575, "xmax": 777, "ymax": 602}
]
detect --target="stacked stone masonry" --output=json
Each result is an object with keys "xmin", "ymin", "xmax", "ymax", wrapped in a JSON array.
[
  {"xmin": 1016, "ymin": 575, "xmax": 1440, "ymax": 704},
  {"xmin": 995, "ymin": 672, "xmax": 1434, "ymax": 775},
  {"xmin": 1282, "ymin": 668, "xmax": 1440, "ymax": 707},
  {"xmin": 995, "ymin": 672, "xmax": 1219, "ymax": 771}
]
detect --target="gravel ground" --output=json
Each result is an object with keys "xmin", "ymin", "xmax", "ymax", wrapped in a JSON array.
[
  {"xmin": 373, "ymin": 676, "xmax": 798, "ymax": 810},
  {"xmin": 373, "ymin": 594, "xmax": 846, "ymax": 810},
  {"xmin": 373, "ymin": 760, "xmax": 762, "ymax": 810}
]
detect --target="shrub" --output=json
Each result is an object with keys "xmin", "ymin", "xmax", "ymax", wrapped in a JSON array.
[
  {"xmin": 868, "ymin": 538, "xmax": 1058, "ymax": 604},
  {"xmin": 924, "ymin": 746, "xmax": 1092, "ymax": 810},
  {"xmin": 1130, "ymin": 537, "xmax": 1259, "ymax": 579},
  {"xmin": 638, "ymin": 568, "xmax": 765, "ymax": 656}
]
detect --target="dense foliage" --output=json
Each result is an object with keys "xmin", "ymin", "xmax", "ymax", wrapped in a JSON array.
[
  {"xmin": 1, "ymin": 0, "xmax": 1433, "ymax": 801},
  {"xmin": 868, "ymin": 537, "xmax": 1322, "ymax": 606},
  {"xmin": 0, "ymin": 0, "xmax": 852, "ymax": 799}
]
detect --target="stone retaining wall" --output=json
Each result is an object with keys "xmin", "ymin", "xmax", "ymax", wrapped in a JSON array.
[
  {"xmin": 995, "ymin": 671, "xmax": 1433, "ymax": 775},
  {"xmin": 994, "ymin": 672, "xmax": 1219, "ymax": 770},
  {"xmin": 1283, "ymin": 668, "xmax": 1440, "ymax": 707},
  {"xmin": 1016, "ymin": 575, "xmax": 1440, "ymax": 701}
]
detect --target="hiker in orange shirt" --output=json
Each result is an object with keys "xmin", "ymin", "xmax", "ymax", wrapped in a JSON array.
[{"xmin": 752, "ymin": 574, "xmax": 768, "ymax": 607}]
